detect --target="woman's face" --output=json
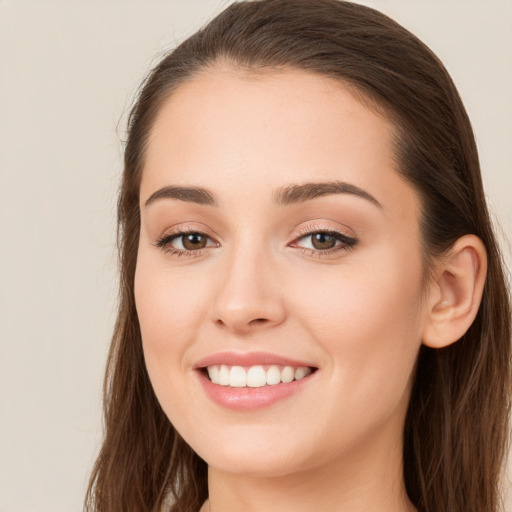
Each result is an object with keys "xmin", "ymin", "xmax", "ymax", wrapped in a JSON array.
[{"xmin": 135, "ymin": 66, "xmax": 428, "ymax": 477}]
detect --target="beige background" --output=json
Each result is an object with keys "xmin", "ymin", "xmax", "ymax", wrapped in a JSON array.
[{"xmin": 0, "ymin": 1, "xmax": 510, "ymax": 511}]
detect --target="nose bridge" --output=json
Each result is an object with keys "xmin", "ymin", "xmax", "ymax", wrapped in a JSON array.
[{"xmin": 211, "ymin": 234, "xmax": 285, "ymax": 333}]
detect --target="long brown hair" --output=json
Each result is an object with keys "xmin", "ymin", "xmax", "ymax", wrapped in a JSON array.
[{"xmin": 85, "ymin": 1, "xmax": 511, "ymax": 511}]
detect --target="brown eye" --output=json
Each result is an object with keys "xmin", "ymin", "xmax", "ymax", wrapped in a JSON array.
[
  {"xmin": 291, "ymin": 229, "xmax": 358, "ymax": 255},
  {"xmin": 156, "ymin": 230, "xmax": 217, "ymax": 254},
  {"xmin": 311, "ymin": 232, "xmax": 338, "ymax": 250},
  {"xmin": 181, "ymin": 233, "xmax": 208, "ymax": 250}
]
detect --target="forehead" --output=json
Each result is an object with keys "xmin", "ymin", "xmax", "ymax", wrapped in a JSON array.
[
  {"xmin": 141, "ymin": 65, "xmax": 415, "ymax": 219},
  {"xmin": 146, "ymin": 65, "xmax": 396, "ymax": 163}
]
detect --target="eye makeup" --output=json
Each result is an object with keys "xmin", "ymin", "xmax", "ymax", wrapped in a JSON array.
[{"xmin": 154, "ymin": 224, "xmax": 358, "ymax": 259}]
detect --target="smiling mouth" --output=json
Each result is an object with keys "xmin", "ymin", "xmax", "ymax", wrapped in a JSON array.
[{"xmin": 203, "ymin": 364, "xmax": 316, "ymax": 388}]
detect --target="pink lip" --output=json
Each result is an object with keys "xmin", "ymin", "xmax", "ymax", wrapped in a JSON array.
[
  {"xmin": 194, "ymin": 351, "xmax": 318, "ymax": 411},
  {"xmin": 194, "ymin": 351, "xmax": 316, "ymax": 369},
  {"xmin": 197, "ymin": 371, "xmax": 316, "ymax": 410}
]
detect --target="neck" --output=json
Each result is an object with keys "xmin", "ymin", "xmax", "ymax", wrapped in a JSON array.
[{"xmin": 203, "ymin": 426, "xmax": 416, "ymax": 512}]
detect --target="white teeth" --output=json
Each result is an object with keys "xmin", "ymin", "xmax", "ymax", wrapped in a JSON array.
[
  {"xmin": 266, "ymin": 365, "xmax": 281, "ymax": 385},
  {"xmin": 281, "ymin": 366, "xmax": 295, "ymax": 383},
  {"xmin": 206, "ymin": 364, "xmax": 313, "ymax": 387},
  {"xmin": 230, "ymin": 366, "xmax": 247, "ymax": 387},
  {"xmin": 295, "ymin": 367, "xmax": 312, "ymax": 380},
  {"xmin": 218, "ymin": 365, "xmax": 230, "ymax": 385},
  {"xmin": 207, "ymin": 365, "xmax": 219, "ymax": 383},
  {"xmin": 247, "ymin": 365, "xmax": 267, "ymax": 387}
]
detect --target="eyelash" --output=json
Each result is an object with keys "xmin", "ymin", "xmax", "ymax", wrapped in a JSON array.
[{"xmin": 154, "ymin": 227, "xmax": 358, "ymax": 258}]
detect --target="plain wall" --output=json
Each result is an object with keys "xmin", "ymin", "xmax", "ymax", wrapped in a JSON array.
[{"xmin": 0, "ymin": 1, "xmax": 510, "ymax": 511}]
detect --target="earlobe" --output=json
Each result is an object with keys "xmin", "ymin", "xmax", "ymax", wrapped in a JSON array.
[{"xmin": 422, "ymin": 234, "xmax": 487, "ymax": 349}]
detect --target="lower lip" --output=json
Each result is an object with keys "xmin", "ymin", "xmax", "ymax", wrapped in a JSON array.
[{"xmin": 197, "ymin": 370, "xmax": 316, "ymax": 411}]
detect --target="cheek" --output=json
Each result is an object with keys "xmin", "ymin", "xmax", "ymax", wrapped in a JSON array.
[
  {"xmin": 296, "ymin": 252, "xmax": 423, "ymax": 333},
  {"xmin": 291, "ymin": 249, "xmax": 425, "ymax": 411},
  {"xmin": 135, "ymin": 256, "xmax": 205, "ymax": 349},
  {"xmin": 134, "ymin": 252, "xmax": 209, "ymax": 410},
  {"xmin": 134, "ymin": 252, "xmax": 211, "ymax": 429}
]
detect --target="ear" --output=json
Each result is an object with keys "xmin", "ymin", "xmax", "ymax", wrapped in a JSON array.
[{"xmin": 422, "ymin": 234, "xmax": 487, "ymax": 349}]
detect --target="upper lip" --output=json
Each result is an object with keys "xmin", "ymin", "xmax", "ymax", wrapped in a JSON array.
[{"xmin": 194, "ymin": 351, "xmax": 317, "ymax": 369}]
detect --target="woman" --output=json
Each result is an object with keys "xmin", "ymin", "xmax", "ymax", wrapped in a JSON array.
[{"xmin": 85, "ymin": 1, "xmax": 511, "ymax": 511}]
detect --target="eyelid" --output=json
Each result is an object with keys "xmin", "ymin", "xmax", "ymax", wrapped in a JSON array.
[
  {"xmin": 292, "ymin": 231, "xmax": 357, "ymax": 247},
  {"xmin": 294, "ymin": 222, "xmax": 356, "ymax": 238},
  {"xmin": 154, "ymin": 222, "xmax": 358, "ymax": 258},
  {"xmin": 154, "ymin": 225, "xmax": 219, "ymax": 256},
  {"xmin": 288, "ymin": 223, "xmax": 358, "ymax": 255},
  {"xmin": 157, "ymin": 223, "xmax": 218, "ymax": 241}
]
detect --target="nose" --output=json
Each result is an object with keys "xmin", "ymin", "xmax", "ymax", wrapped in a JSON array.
[{"xmin": 211, "ymin": 245, "xmax": 286, "ymax": 335}]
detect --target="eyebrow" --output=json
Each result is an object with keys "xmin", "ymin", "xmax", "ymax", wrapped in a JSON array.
[
  {"xmin": 273, "ymin": 181, "xmax": 382, "ymax": 208},
  {"xmin": 144, "ymin": 180, "xmax": 382, "ymax": 209},
  {"xmin": 144, "ymin": 185, "xmax": 217, "ymax": 207}
]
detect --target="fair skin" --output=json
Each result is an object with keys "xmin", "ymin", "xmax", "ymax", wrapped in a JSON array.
[{"xmin": 135, "ymin": 65, "xmax": 486, "ymax": 512}]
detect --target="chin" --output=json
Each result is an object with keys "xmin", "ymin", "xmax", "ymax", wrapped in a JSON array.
[
  {"xmin": 184, "ymin": 426, "xmax": 314, "ymax": 478},
  {"xmin": 204, "ymin": 452, "xmax": 307, "ymax": 478}
]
